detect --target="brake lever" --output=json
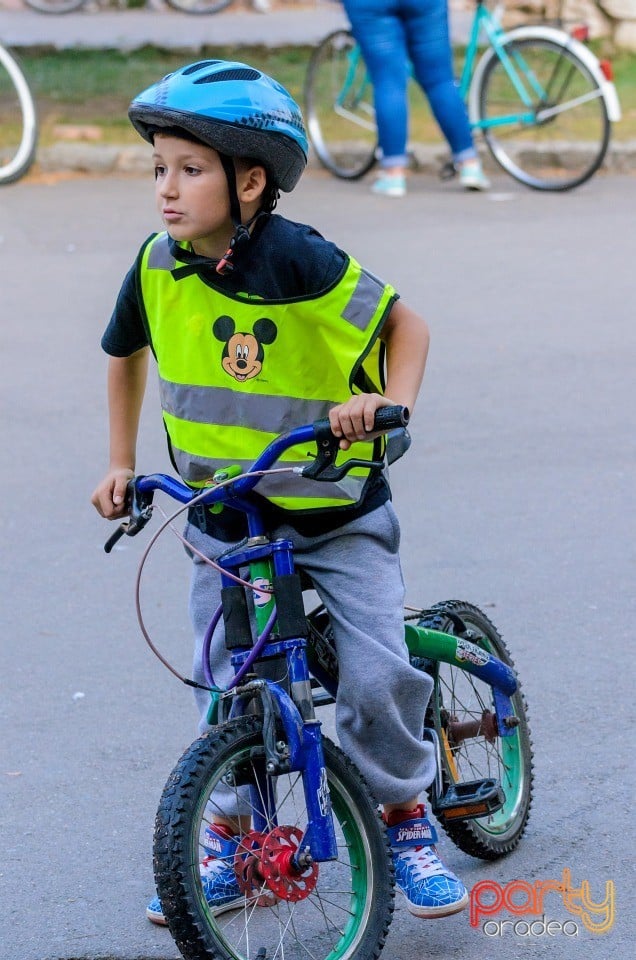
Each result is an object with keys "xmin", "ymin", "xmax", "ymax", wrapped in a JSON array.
[
  {"xmin": 302, "ymin": 456, "xmax": 385, "ymax": 483},
  {"xmin": 104, "ymin": 478, "xmax": 154, "ymax": 554},
  {"xmin": 301, "ymin": 418, "xmax": 385, "ymax": 482},
  {"xmin": 302, "ymin": 407, "xmax": 410, "ymax": 482}
]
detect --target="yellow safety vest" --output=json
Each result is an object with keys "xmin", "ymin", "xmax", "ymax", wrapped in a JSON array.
[{"xmin": 139, "ymin": 232, "xmax": 397, "ymax": 512}]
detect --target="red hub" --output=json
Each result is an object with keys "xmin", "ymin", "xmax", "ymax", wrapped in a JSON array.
[
  {"xmin": 233, "ymin": 830, "xmax": 277, "ymax": 907},
  {"xmin": 259, "ymin": 826, "xmax": 318, "ymax": 902}
]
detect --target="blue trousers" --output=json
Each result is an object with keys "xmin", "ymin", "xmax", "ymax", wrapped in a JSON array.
[{"xmin": 343, "ymin": 0, "xmax": 476, "ymax": 167}]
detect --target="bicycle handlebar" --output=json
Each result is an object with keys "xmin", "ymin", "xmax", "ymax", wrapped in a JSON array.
[{"xmin": 103, "ymin": 404, "xmax": 409, "ymax": 553}]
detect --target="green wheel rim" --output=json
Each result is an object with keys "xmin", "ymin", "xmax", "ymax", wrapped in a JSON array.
[{"xmin": 187, "ymin": 742, "xmax": 380, "ymax": 960}]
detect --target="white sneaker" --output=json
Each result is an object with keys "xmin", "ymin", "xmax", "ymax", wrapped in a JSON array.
[
  {"xmin": 458, "ymin": 159, "xmax": 490, "ymax": 191},
  {"xmin": 371, "ymin": 174, "xmax": 406, "ymax": 198}
]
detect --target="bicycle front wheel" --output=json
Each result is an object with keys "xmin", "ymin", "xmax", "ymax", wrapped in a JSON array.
[
  {"xmin": 164, "ymin": 0, "xmax": 235, "ymax": 13},
  {"xmin": 0, "ymin": 45, "xmax": 38, "ymax": 185},
  {"xmin": 475, "ymin": 37, "xmax": 610, "ymax": 190},
  {"xmin": 416, "ymin": 601, "xmax": 533, "ymax": 860},
  {"xmin": 154, "ymin": 716, "xmax": 393, "ymax": 960},
  {"xmin": 305, "ymin": 30, "xmax": 378, "ymax": 180}
]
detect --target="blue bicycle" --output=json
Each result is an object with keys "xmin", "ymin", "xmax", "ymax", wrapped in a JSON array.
[
  {"xmin": 304, "ymin": 0, "xmax": 621, "ymax": 190},
  {"xmin": 105, "ymin": 406, "xmax": 533, "ymax": 960}
]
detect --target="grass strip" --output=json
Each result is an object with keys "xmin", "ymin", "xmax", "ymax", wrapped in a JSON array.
[{"xmin": 14, "ymin": 44, "xmax": 636, "ymax": 147}]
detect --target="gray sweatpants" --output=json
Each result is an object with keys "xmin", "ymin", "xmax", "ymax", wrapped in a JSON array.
[{"xmin": 187, "ymin": 502, "xmax": 435, "ymax": 805}]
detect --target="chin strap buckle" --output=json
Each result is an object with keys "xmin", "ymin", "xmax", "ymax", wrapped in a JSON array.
[{"xmin": 216, "ymin": 224, "xmax": 251, "ymax": 276}]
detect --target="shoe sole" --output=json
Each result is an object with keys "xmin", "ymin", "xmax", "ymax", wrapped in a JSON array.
[
  {"xmin": 460, "ymin": 179, "xmax": 490, "ymax": 191},
  {"xmin": 146, "ymin": 895, "xmax": 265, "ymax": 926},
  {"xmin": 146, "ymin": 908, "xmax": 168, "ymax": 926},
  {"xmin": 402, "ymin": 889, "xmax": 469, "ymax": 919},
  {"xmin": 212, "ymin": 896, "xmax": 259, "ymax": 916}
]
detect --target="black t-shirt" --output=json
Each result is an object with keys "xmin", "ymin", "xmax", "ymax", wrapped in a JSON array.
[{"xmin": 102, "ymin": 214, "xmax": 392, "ymax": 540}]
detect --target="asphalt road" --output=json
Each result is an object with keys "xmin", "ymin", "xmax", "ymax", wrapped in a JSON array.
[{"xmin": 1, "ymin": 166, "xmax": 634, "ymax": 959}]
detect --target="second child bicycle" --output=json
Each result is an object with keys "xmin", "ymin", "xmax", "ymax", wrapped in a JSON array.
[{"xmin": 105, "ymin": 405, "xmax": 533, "ymax": 960}]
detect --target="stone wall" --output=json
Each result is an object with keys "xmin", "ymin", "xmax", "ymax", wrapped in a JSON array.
[{"xmin": 452, "ymin": 0, "xmax": 636, "ymax": 50}]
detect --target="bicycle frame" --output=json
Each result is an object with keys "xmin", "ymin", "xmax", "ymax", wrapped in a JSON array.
[
  {"xmin": 460, "ymin": 0, "xmax": 499, "ymax": 101},
  {"xmin": 125, "ymin": 414, "xmax": 521, "ymax": 867}
]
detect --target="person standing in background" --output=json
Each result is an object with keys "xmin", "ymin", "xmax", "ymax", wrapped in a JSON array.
[{"xmin": 342, "ymin": 0, "xmax": 490, "ymax": 197}]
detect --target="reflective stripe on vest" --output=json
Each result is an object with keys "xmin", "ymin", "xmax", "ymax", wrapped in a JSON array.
[{"xmin": 139, "ymin": 232, "xmax": 396, "ymax": 511}]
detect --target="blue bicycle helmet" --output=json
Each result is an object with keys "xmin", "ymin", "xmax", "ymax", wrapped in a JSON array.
[{"xmin": 128, "ymin": 59, "xmax": 308, "ymax": 192}]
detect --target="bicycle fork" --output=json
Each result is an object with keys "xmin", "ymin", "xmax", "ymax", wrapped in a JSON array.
[{"xmin": 215, "ymin": 538, "xmax": 339, "ymax": 867}]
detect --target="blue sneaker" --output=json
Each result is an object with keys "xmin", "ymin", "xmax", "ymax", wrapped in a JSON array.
[
  {"xmin": 146, "ymin": 894, "xmax": 168, "ymax": 926},
  {"xmin": 146, "ymin": 823, "xmax": 245, "ymax": 926},
  {"xmin": 385, "ymin": 806, "xmax": 468, "ymax": 918}
]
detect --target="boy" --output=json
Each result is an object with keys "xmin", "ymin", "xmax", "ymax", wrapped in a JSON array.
[{"xmin": 91, "ymin": 60, "xmax": 468, "ymax": 924}]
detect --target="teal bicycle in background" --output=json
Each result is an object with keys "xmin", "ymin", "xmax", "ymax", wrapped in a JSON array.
[{"xmin": 304, "ymin": 0, "xmax": 621, "ymax": 190}]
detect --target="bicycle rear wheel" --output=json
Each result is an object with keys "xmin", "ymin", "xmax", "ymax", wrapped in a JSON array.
[
  {"xmin": 305, "ymin": 30, "xmax": 378, "ymax": 180},
  {"xmin": 0, "ymin": 45, "xmax": 38, "ymax": 186},
  {"xmin": 475, "ymin": 37, "xmax": 610, "ymax": 190},
  {"xmin": 154, "ymin": 716, "xmax": 393, "ymax": 960},
  {"xmin": 416, "ymin": 601, "xmax": 533, "ymax": 860}
]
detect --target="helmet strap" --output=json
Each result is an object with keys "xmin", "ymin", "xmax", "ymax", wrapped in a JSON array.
[
  {"xmin": 215, "ymin": 153, "xmax": 251, "ymax": 276},
  {"xmin": 168, "ymin": 153, "xmax": 268, "ymax": 280}
]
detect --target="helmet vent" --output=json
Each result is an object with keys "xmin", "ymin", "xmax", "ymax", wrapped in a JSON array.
[
  {"xmin": 195, "ymin": 68, "xmax": 261, "ymax": 84},
  {"xmin": 182, "ymin": 60, "xmax": 222, "ymax": 76}
]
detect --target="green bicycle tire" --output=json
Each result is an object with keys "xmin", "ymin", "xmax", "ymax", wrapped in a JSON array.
[
  {"xmin": 416, "ymin": 600, "xmax": 534, "ymax": 860},
  {"xmin": 154, "ymin": 716, "xmax": 394, "ymax": 960}
]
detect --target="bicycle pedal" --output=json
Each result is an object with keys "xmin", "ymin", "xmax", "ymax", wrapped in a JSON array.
[{"xmin": 433, "ymin": 778, "xmax": 505, "ymax": 821}]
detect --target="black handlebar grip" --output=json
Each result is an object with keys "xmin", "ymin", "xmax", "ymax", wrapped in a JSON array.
[
  {"xmin": 104, "ymin": 523, "xmax": 127, "ymax": 554},
  {"xmin": 373, "ymin": 405, "xmax": 410, "ymax": 431}
]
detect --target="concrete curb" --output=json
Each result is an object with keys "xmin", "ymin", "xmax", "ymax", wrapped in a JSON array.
[{"xmin": 35, "ymin": 138, "xmax": 636, "ymax": 178}]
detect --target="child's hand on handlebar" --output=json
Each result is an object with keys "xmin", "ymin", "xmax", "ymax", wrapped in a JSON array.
[
  {"xmin": 328, "ymin": 394, "xmax": 395, "ymax": 451},
  {"xmin": 91, "ymin": 467, "xmax": 135, "ymax": 520}
]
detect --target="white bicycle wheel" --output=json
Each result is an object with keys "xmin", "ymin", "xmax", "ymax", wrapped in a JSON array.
[
  {"xmin": 304, "ymin": 30, "xmax": 378, "ymax": 180},
  {"xmin": 23, "ymin": 0, "xmax": 87, "ymax": 13},
  {"xmin": 0, "ymin": 45, "xmax": 38, "ymax": 185},
  {"xmin": 164, "ymin": 0, "xmax": 235, "ymax": 13}
]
